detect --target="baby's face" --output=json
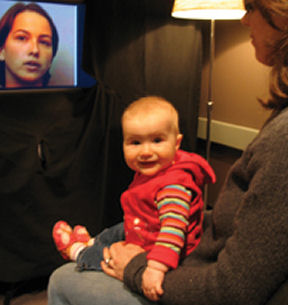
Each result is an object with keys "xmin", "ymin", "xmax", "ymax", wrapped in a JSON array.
[{"xmin": 122, "ymin": 110, "xmax": 182, "ymax": 176}]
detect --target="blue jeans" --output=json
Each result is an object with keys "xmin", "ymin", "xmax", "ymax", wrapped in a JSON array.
[
  {"xmin": 47, "ymin": 262, "xmax": 155, "ymax": 305},
  {"xmin": 77, "ymin": 222, "xmax": 125, "ymax": 271}
]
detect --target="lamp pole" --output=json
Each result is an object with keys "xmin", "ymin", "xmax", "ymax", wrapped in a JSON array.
[
  {"xmin": 206, "ymin": 19, "xmax": 215, "ymax": 162},
  {"xmin": 204, "ymin": 19, "xmax": 215, "ymax": 208}
]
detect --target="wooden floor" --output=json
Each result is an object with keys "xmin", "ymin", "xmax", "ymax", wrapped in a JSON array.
[
  {"xmin": 0, "ymin": 276, "xmax": 49, "ymax": 305},
  {"xmin": 0, "ymin": 290, "xmax": 47, "ymax": 305}
]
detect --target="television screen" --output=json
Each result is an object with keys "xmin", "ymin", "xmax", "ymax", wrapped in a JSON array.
[{"xmin": 0, "ymin": 0, "xmax": 95, "ymax": 91}]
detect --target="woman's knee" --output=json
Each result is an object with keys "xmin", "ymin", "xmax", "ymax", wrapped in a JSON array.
[
  {"xmin": 49, "ymin": 263, "xmax": 73, "ymax": 287},
  {"xmin": 47, "ymin": 263, "xmax": 76, "ymax": 305}
]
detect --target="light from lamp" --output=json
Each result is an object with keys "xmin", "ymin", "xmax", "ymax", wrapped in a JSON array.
[{"xmin": 172, "ymin": 0, "xmax": 246, "ymax": 20}]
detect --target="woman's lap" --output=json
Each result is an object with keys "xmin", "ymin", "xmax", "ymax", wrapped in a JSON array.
[{"xmin": 48, "ymin": 262, "xmax": 154, "ymax": 305}]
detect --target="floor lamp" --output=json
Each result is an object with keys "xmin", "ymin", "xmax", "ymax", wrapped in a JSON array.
[{"xmin": 172, "ymin": 0, "xmax": 245, "ymax": 207}]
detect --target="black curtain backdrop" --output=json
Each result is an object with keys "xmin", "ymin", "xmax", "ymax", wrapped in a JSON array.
[
  {"xmin": 0, "ymin": 0, "xmax": 202, "ymax": 283},
  {"xmin": 83, "ymin": 0, "xmax": 203, "ymax": 150},
  {"xmin": 0, "ymin": 86, "xmax": 129, "ymax": 282}
]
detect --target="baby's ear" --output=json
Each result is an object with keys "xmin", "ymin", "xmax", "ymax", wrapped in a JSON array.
[
  {"xmin": 0, "ymin": 49, "xmax": 5, "ymax": 61},
  {"xmin": 176, "ymin": 134, "xmax": 183, "ymax": 150}
]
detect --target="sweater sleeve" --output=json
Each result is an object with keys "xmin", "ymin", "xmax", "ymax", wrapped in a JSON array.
[
  {"xmin": 124, "ymin": 114, "xmax": 288, "ymax": 305},
  {"xmin": 146, "ymin": 184, "xmax": 192, "ymax": 269}
]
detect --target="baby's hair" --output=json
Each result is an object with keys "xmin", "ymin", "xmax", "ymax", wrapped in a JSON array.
[{"xmin": 122, "ymin": 96, "xmax": 180, "ymax": 134}]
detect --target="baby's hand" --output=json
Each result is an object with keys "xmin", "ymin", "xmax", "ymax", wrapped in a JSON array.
[{"xmin": 141, "ymin": 260, "xmax": 168, "ymax": 301}]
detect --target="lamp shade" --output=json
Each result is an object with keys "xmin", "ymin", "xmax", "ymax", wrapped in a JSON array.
[{"xmin": 172, "ymin": 0, "xmax": 246, "ymax": 20}]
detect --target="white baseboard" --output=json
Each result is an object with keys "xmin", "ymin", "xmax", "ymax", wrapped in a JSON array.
[{"xmin": 197, "ymin": 117, "xmax": 259, "ymax": 150}]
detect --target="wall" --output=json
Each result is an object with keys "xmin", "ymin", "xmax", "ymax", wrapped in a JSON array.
[
  {"xmin": 198, "ymin": 20, "xmax": 272, "ymax": 150},
  {"xmin": 196, "ymin": 20, "xmax": 274, "ymax": 205}
]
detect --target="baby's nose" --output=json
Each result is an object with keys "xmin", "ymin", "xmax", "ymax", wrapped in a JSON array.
[{"xmin": 139, "ymin": 144, "xmax": 153, "ymax": 158}]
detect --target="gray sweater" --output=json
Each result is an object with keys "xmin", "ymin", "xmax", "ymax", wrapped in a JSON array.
[{"xmin": 124, "ymin": 108, "xmax": 288, "ymax": 305}]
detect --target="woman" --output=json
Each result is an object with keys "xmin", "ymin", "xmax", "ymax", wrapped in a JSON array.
[
  {"xmin": 0, "ymin": 3, "xmax": 59, "ymax": 88},
  {"xmin": 48, "ymin": 0, "xmax": 288, "ymax": 304}
]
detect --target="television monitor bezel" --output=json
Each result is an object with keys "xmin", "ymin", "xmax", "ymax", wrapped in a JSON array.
[{"xmin": 0, "ymin": 0, "xmax": 96, "ymax": 94}]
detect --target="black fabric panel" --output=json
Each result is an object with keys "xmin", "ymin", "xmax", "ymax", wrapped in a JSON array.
[
  {"xmin": 144, "ymin": 19, "xmax": 202, "ymax": 151},
  {"xmin": 83, "ymin": 0, "xmax": 202, "ymax": 151},
  {"xmin": 0, "ymin": 85, "xmax": 129, "ymax": 282}
]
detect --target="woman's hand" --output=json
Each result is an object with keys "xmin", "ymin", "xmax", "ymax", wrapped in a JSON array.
[{"xmin": 101, "ymin": 241, "xmax": 145, "ymax": 281}]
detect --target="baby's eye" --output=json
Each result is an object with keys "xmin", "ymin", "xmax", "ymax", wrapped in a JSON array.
[
  {"xmin": 153, "ymin": 137, "xmax": 163, "ymax": 143},
  {"xmin": 131, "ymin": 140, "xmax": 141, "ymax": 145}
]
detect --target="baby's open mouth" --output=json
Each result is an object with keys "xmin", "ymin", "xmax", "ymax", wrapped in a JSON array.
[{"xmin": 139, "ymin": 161, "xmax": 157, "ymax": 168}]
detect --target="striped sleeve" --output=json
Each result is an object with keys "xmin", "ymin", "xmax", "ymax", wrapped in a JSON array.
[{"xmin": 147, "ymin": 184, "xmax": 192, "ymax": 268}]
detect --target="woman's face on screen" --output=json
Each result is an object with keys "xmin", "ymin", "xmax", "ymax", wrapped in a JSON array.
[{"xmin": 0, "ymin": 10, "xmax": 53, "ymax": 87}]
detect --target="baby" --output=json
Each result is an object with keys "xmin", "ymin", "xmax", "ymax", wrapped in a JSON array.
[{"xmin": 53, "ymin": 95, "xmax": 215, "ymax": 301}]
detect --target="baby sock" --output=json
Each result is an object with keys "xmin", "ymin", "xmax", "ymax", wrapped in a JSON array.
[{"xmin": 69, "ymin": 242, "xmax": 87, "ymax": 261}]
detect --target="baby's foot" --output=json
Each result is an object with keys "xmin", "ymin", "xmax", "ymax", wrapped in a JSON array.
[
  {"xmin": 53, "ymin": 221, "xmax": 93, "ymax": 261},
  {"xmin": 53, "ymin": 220, "xmax": 75, "ymax": 260},
  {"xmin": 67, "ymin": 225, "xmax": 94, "ymax": 260},
  {"xmin": 73, "ymin": 225, "xmax": 92, "ymax": 243}
]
